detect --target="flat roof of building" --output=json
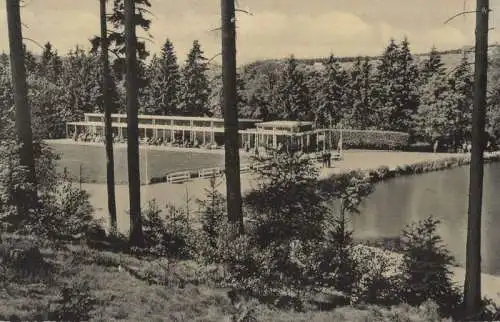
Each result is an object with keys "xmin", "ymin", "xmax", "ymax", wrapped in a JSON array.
[
  {"xmin": 256, "ymin": 120, "xmax": 314, "ymax": 128},
  {"xmin": 83, "ymin": 113, "xmax": 261, "ymax": 123}
]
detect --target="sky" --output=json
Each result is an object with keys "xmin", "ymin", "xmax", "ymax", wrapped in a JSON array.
[{"xmin": 1, "ymin": 0, "xmax": 500, "ymax": 65}]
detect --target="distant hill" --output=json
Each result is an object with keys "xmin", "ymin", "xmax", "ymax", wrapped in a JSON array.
[{"xmin": 236, "ymin": 45, "xmax": 500, "ymax": 77}]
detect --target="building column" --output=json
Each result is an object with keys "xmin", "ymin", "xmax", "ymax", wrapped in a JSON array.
[
  {"xmin": 273, "ymin": 130, "xmax": 277, "ymax": 149},
  {"xmin": 203, "ymin": 131, "xmax": 206, "ymax": 145}
]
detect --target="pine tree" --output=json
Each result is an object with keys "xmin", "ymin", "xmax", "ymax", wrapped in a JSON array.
[
  {"xmin": 316, "ymin": 54, "xmax": 348, "ymax": 127},
  {"xmin": 415, "ymin": 74, "xmax": 456, "ymax": 142},
  {"xmin": 209, "ymin": 72, "xmax": 247, "ymax": 118},
  {"xmin": 241, "ymin": 66, "xmax": 279, "ymax": 120},
  {"xmin": 58, "ymin": 48, "xmax": 103, "ymax": 118},
  {"xmin": 142, "ymin": 39, "xmax": 180, "ymax": 115},
  {"xmin": 274, "ymin": 55, "xmax": 312, "ymax": 121},
  {"xmin": 6, "ymin": 0, "xmax": 37, "ymax": 217},
  {"xmin": 90, "ymin": 0, "xmax": 152, "ymax": 80},
  {"xmin": 39, "ymin": 42, "xmax": 62, "ymax": 83},
  {"xmin": 124, "ymin": 0, "xmax": 145, "ymax": 247},
  {"xmin": 345, "ymin": 57, "xmax": 375, "ymax": 130},
  {"xmin": 373, "ymin": 38, "xmax": 420, "ymax": 133},
  {"xmin": 415, "ymin": 56, "xmax": 473, "ymax": 149},
  {"xmin": 448, "ymin": 55, "xmax": 474, "ymax": 148},
  {"xmin": 178, "ymin": 40, "xmax": 210, "ymax": 116},
  {"xmin": 420, "ymin": 46, "xmax": 446, "ymax": 82},
  {"xmin": 487, "ymin": 46, "xmax": 500, "ymax": 145}
]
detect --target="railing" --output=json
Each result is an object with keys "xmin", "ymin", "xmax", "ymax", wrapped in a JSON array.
[
  {"xmin": 198, "ymin": 167, "xmax": 223, "ymax": 179},
  {"xmin": 165, "ymin": 171, "xmax": 191, "ymax": 184}
]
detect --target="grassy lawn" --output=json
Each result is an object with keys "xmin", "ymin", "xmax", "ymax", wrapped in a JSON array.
[{"xmin": 48, "ymin": 142, "xmax": 249, "ymax": 184}]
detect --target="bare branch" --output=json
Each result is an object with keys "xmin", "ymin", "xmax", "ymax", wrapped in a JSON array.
[
  {"xmin": 209, "ymin": 27, "xmax": 222, "ymax": 32},
  {"xmin": 20, "ymin": 0, "xmax": 32, "ymax": 8},
  {"xmin": 235, "ymin": 8, "xmax": 253, "ymax": 16},
  {"xmin": 22, "ymin": 37, "xmax": 44, "ymax": 50},
  {"xmin": 137, "ymin": 36, "xmax": 155, "ymax": 45},
  {"xmin": 136, "ymin": 7, "xmax": 157, "ymax": 19},
  {"xmin": 108, "ymin": 48, "xmax": 122, "ymax": 60},
  {"xmin": 444, "ymin": 10, "xmax": 480, "ymax": 24},
  {"xmin": 207, "ymin": 53, "xmax": 222, "ymax": 63},
  {"xmin": 21, "ymin": 22, "xmax": 30, "ymax": 29}
]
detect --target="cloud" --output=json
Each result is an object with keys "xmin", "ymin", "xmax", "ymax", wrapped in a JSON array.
[{"xmin": 1, "ymin": 1, "xmax": 499, "ymax": 64}]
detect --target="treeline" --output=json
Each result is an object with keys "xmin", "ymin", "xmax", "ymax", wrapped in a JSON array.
[{"xmin": 2, "ymin": 37, "xmax": 500, "ymax": 148}]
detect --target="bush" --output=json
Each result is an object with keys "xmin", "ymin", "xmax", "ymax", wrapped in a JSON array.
[
  {"xmin": 48, "ymin": 280, "xmax": 96, "ymax": 321},
  {"xmin": 26, "ymin": 179, "xmax": 103, "ymax": 242},
  {"xmin": 330, "ymin": 129, "xmax": 410, "ymax": 150},
  {"xmin": 399, "ymin": 216, "xmax": 462, "ymax": 318},
  {"xmin": 137, "ymin": 200, "xmax": 197, "ymax": 259},
  {"xmin": 349, "ymin": 245, "xmax": 405, "ymax": 306},
  {"xmin": 0, "ymin": 235, "xmax": 52, "ymax": 282}
]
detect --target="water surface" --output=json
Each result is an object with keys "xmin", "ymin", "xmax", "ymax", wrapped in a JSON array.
[{"xmin": 352, "ymin": 162, "xmax": 500, "ymax": 275}]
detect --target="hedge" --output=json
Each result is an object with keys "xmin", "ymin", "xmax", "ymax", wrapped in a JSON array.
[
  {"xmin": 330, "ymin": 129, "xmax": 410, "ymax": 150},
  {"xmin": 324, "ymin": 152, "xmax": 500, "ymax": 187}
]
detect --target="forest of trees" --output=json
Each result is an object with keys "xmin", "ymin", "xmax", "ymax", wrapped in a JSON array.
[{"xmin": 3, "ymin": 37, "xmax": 500, "ymax": 149}]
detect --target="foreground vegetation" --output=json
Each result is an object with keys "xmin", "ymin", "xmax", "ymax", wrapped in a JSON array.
[
  {"xmin": 0, "ymin": 234, "xmax": 458, "ymax": 322},
  {"xmin": 2, "ymin": 143, "xmax": 500, "ymax": 321}
]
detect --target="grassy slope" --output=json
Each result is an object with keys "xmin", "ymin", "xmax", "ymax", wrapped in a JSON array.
[{"xmin": 1, "ymin": 241, "xmax": 448, "ymax": 322}]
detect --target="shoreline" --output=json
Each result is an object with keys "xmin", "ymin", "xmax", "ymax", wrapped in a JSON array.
[{"xmin": 81, "ymin": 150, "xmax": 500, "ymax": 233}]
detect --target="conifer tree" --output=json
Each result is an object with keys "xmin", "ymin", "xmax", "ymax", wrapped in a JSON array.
[
  {"xmin": 274, "ymin": 55, "xmax": 311, "ymax": 121},
  {"xmin": 39, "ymin": 42, "xmax": 62, "ymax": 83},
  {"xmin": 90, "ymin": 0, "xmax": 152, "ymax": 80},
  {"xmin": 415, "ymin": 56, "xmax": 473, "ymax": 148},
  {"xmin": 345, "ymin": 57, "xmax": 375, "ymax": 129},
  {"xmin": 142, "ymin": 39, "xmax": 180, "ymax": 115},
  {"xmin": 209, "ymin": 72, "xmax": 247, "ymax": 118},
  {"xmin": 373, "ymin": 38, "xmax": 420, "ymax": 133},
  {"xmin": 178, "ymin": 40, "xmax": 210, "ymax": 116},
  {"xmin": 316, "ymin": 54, "xmax": 348, "ymax": 127},
  {"xmin": 448, "ymin": 55, "xmax": 474, "ymax": 147},
  {"xmin": 420, "ymin": 46, "xmax": 446, "ymax": 82}
]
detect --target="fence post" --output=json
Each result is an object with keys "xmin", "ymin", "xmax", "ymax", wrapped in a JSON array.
[{"xmin": 79, "ymin": 163, "xmax": 82, "ymax": 190}]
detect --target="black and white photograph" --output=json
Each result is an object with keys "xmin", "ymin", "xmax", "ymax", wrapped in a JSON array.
[{"xmin": 1, "ymin": 0, "xmax": 500, "ymax": 320}]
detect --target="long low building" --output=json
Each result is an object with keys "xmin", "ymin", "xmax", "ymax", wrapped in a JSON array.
[{"xmin": 66, "ymin": 113, "xmax": 341, "ymax": 153}]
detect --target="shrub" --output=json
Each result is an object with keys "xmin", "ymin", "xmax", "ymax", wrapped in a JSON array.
[
  {"xmin": 399, "ymin": 216, "xmax": 462, "ymax": 318},
  {"xmin": 330, "ymin": 129, "xmax": 410, "ymax": 150},
  {"xmin": 0, "ymin": 235, "xmax": 52, "ymax": 282},
  {"xmin": 245, "ymin": 149, "xmax": 326, "ymax": 246},
  {"xmin": 48, "ymin": 280, "xmax": 96, "ymax": 321},
  {"xmin": 26, "ymin": 179, "xmax": 104, "ymax": 242},
  {"xmin": 197, "ymin": 175, "xmax": 227, "ymax": 250},
  {"xmin": 138, "ymin": 200, "xmax": 197, "ymax": 259},
  {"xmin": 349, "ymin": 245, "xmax": 405, "ymax": 306}
]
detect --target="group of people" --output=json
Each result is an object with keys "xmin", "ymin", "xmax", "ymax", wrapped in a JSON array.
[
  {"xmin": 319, "ymin": 151, "xmax": 333, "ymax": 168},
  {"xmin": 71, "ymin": 131, "xmax": 225, "ymax": 150}
]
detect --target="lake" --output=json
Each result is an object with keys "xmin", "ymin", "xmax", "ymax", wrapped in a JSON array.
[{"xmin": 352, "ymin": 162, "xmax": 500, "ymax": 275}]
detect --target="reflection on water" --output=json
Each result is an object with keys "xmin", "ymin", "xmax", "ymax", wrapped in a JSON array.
[{"xmin": 352, "ymin": 162, "xmax": 500, "ymax": 275}]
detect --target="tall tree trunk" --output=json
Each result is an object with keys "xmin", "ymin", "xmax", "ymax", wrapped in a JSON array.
[
  {"xmin": 124, "ymin": 0, "xmax": 144, "ymax": 247},
  {"xmin": 6, "ymin": 0, "xmax": 36, "ymax": 215},
  {"xmin": 100, "ymin": 0, "xmax": 118, "ymax": 233},
  {"xmin": 464, "ymin": 0, "xmax": 489, "ymax": 318},
  {"xmin": 221, "ymin": 0, "xmax": 244, "ymax": 235}
]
